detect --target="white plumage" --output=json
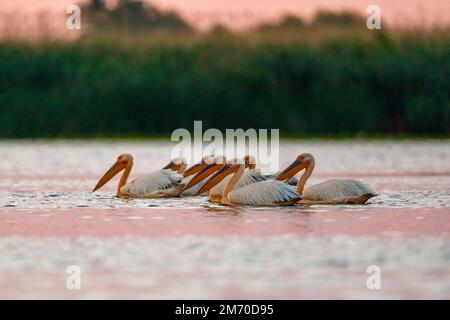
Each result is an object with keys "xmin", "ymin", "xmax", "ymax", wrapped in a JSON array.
[
  {"xmin": 277, "ymin": 153, "xmax": 378, "ymax": 204},
  {"xmin": 199, "ymin": 164, "xmax": 302, "ymax": 206},
  {"xmin": 209, "ymin": 169, "xmax": 267, "ymax": 202},
  {"xmin": 303, "ymin": 179, "xmax": 377, "ymax": 203},
  {"xmin": 120, "ymin": 170, "xmax": 184, "ymax": 198},
  {"xmin": 226, "ymin": 180, "xmax": 301, "ymax": 206}
]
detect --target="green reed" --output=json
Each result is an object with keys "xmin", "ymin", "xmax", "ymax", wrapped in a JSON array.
[{"xmin": 0, "ymin": 29, "xmax": 449, "ymax": 138}]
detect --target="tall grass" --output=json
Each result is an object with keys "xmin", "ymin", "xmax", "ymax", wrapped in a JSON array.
[{"xmin": 0, "ymin": 30, "xmax": 449, "ymax": 138}]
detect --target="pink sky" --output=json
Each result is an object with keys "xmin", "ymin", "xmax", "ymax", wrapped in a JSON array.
[{"xmin": 0, "ymin": 0, "xmax": 449, "ymax": 38}]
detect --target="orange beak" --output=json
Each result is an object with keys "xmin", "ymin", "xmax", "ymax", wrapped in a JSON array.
[
  {"xmin": 92, "ymin": 160, "xmax": 126, "ymax": 192},
  {"xmin": 275, "ymin": 159, "xmax": 305, "ymax": 181},
  {"xmin": 181, "ymin": 163, "xmax": 222, "ymax": 192},
  {"xmin": 194, "ymin": 164, "xmax": 238, "ymax": 195},
  {"xmin": 183, "ymin": 162, "xmax": 205, "ymax": 178}
]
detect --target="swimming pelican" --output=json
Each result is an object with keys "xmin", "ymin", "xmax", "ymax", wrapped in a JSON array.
[
  {"xmin": 193, "ymin": 161, "xmax": 302, "ymax": 206},
  {"xmin": 276, "ymin": 153, "xmax": 377, "ymax": 204},
  {"xmin": 207, "ymin": 155, "xmax": 268, "ymax": 202},
  {"xmin": 183, "ymin": 155, "xmax": 266, "ymax": 202},
  {"xmin": 93, "ymin": 154, "xmax": 186, "ymax": 198}
]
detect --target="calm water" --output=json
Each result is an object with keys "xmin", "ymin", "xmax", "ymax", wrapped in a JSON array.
[{"xmin": 0, "ymin": 140, "xmax": 449, "ymax": 299}]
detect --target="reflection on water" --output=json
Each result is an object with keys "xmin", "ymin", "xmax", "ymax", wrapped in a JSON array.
[
  {"xmin": 0, "ymin": 140, "xmax": 449, "ymax": 299},
  {"xmin": 0, "ymin": 235, "xmax": 449, "ymax": 299},
  {"xmin": 0, "ymin": 140, "xmax": 449, "ymax": 176},
  {"xmin": 1, "ymin": 189, "xmax": 449, "ymax": 210}
]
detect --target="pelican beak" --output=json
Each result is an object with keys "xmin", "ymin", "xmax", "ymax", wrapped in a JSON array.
[
  {"xmin": 183, "ymin": 162, "xmax": 204, "ymax": 178},
  {"xmin": 276, "ymin": 159, "xmax": 304, "ymax": 181},
  {"xmin": 162, "ymin": 161, "xmax": 174, "ymax": 170},
  {"xmin": 195, "ymin": 164, "xmax": 236, "ymax": 195},
  {"xmin": 93, "ymin": 160, "xmax": 126, "ymax": 192},
  {"xmin": 182, "ymin": 163, "xmax": 222, "ymax": 192}
]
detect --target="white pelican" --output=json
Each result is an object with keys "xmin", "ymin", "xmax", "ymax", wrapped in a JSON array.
[
  {"xmin": 276, "ymin": 153, "xmax": 377, "ymax": 204},
  {"xmin": 193, "ymin": 161, "xmax": 302, "ymax": 206},
  {"xmin": 93, "ymin": 154, "xmax": 187, "ymax": 198},
  {"xmin": 206, "ymin": 155, "xmax": 268, "ymax": 203},
  {"xmin": 194, "ymin": 155, "xmax": 298, "ymax": 202},
  {"xmin": 182, "ymin": 155, "xmax": 266, "ymax": 202}
]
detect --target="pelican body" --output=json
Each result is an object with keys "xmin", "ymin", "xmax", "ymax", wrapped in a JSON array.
[
  {"xmin": 207, "ymin": 155, "xmax": 268, "ymax": 203},
  {"xmin": 93, "ymin": 154, "xmax": 189, "ymax": 198},
  {"xmin": 276, "ymin": 153, "xmax": 377, "ymax": 204},
  {"xmin": 193, "ymin": 162, "xmax": 302, "ymax": 206},
  {"xmin": 206, "ymin": 155, "xmax": 298, "ymax": 202},
  {"xmin": 208, "ymin": 171, "xmax": 267, "ymax": 203}
]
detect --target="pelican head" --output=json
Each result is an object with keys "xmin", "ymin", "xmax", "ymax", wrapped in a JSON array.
[
  {"xmin": 181, "ymin": 155, "xmax": 226, "ymax": 191},
  {"xmin": 194, "ymin": 161, "xmax": 242, "ymax": 195},
  {"xmin": 182, "ymin": 155, "xmax": 214, "ymax": 178},
  {"xmin": 244, "ymin": 155, "xmax": 256, "ymax": 169},
  {"xmin": 93, "ymin": 153, "xmax": 133, "ymax": 192},
  {"xmin": 162, "ymin": 157, "xmax": 187, "ymax": 173},
  {"xmin": 276, "ymin": 153, "xmax": 314, "ymax": 181}
]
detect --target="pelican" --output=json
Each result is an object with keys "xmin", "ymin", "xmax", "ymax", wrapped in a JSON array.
[
  {"xmin": 193, "ymin": 161, "xmax": 302, "ymax": 206},
  {"xmin": 276, "ymin": 153, "xmax": 377, "ymax": 204},
  {"xmin": 93, "ymin": 154, "xmax": 187, "ymax": 198},
  {"xmin": 208, "ymin": 155, "xmax": 269, "ymax": 202},
  {"xmin": 183, "ymin": 155, "xmax": 267, "ymax": 202}
]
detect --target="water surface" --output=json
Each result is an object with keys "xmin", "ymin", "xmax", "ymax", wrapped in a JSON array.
[{"xmin": 0, "ymin": 140, "xmax": 449, "ymax": 299}]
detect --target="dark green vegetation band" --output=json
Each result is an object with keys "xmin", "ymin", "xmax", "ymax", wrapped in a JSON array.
[{"xmin": 0, "ymin": 33, "xmax": 449, "ymax": 138}]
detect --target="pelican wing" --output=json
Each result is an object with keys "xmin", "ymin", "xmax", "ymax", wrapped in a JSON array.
[
  {"xmin": 227, "ymin": 180, "xmax": 301, "ymax": 206},
  {"xmin": 210, "ymin": 169, "xmax": 268, "ymax": 198},
  {"xmin": 120, "ymin": 170, "xmax": 183, "ymax": 198},
  {"xmin": 285, "ymin": 176, "xmax": 298, "ymax": 186},
  {"xmin": 304, "ymin": 179, "xmax": 377, "ymax": 201}
]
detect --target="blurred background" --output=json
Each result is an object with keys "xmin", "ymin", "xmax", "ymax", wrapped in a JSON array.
[{"xmin": 0, "ymin": 0, "xmax": 449, "ymax": 138}]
